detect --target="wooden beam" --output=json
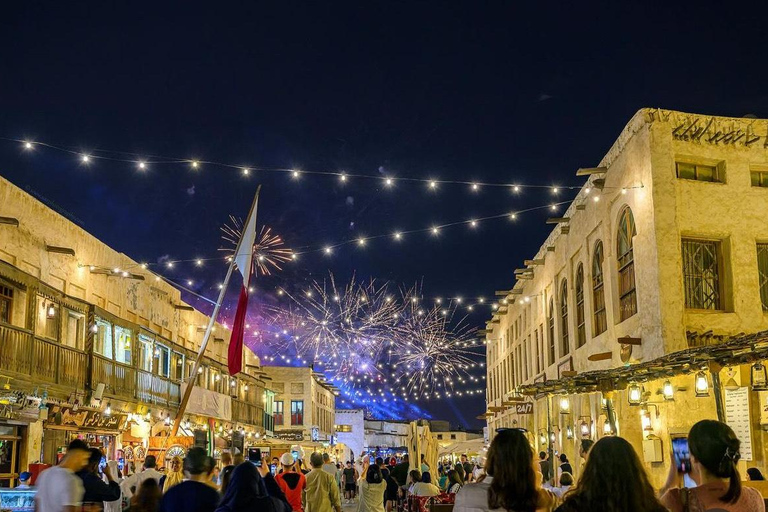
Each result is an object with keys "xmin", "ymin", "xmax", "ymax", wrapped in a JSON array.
[
  {"xmin": 524, "ymin": 259, "xmax": 545, "ymax": 266},
  {"xmin": 517, "ymin": 275, "xmax": 534, "ymax": 280},
  {"xmin": 561, "ymin": 370, "xmax": 578, "ymax": 377},
  {"xmin": 560, "ymin": 226, "xmax": 570, "ymax": 234},
  {"xmin": 45, "ymin": 244, "xmax": 76, "ymax": 256},
  {"xmin": 546, "ymin": 217, "xmax": 570, "ymax": 224},
  {"xmin": 588, "ymin": 352, "xmax": 613, "ymax": 362},
  {"xmin": 0, "ymin": 217, "xmax": 20, "ymax": 226},
  {"xmin": 576, "ymin": 167, "xmax": 607, "ymax": 176},
  {"xmin": 173, "ymin": 304, "xmax": 194, "ymax": 311},
  {"xmin": 495, "ymin": 290, "xmax": 512, "ymax": 296},
  {"xmin": 510, "ymin": 289, "xmax": 524, "ymax": 295},
  {"xmin": 514, "ymin": 268, "xmax": 533, "ymax": 275},
  {"xmin": 618, "ymin": 336, "xmax": 642, "ymax": 346},
  {"xmin": 547, "ymin": 246, "xmax": 556, "ymax": 252},
  {"xmin": 575, "ymin": 204, "xmax": 586, "ymax": 211}
]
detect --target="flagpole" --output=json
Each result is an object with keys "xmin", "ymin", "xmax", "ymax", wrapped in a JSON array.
[{"xmin": 170, "ymin": 185, "xmax": 261, "ymax": 437}]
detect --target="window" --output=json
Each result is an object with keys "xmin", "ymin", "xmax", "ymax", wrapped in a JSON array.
[
  {"xmin": 94, "ymin": 318, "xmax": 114, "ymax": 359},
  {"xmin": 560, "ymin": 280, "xmax": 569, "ymax": 356},
  {"xmin": 436, "ymin": 434, "xmax": 443, "ymax": 440},
  {"xmin": 210, "ymin": 368, "xmax": 221, "ymax": 392},
  {"xmin": 575, "ymin": 264, "xmax": 586, "ymax": 347},
  {"xmin": 450, "ymin": 434, "xmax": 457, "ymax": 440},
  {"xmin": 171, "ymin": 352, "xmax": 184, "ymax": 380},
  {"xmin": 35, "ymin": 295, "xmax": 59, "ymax": 340},
  {"xmin": 114, "ymin": 326, "xmax": 132, "ymax": 364},
  {"xmin": 137, "ymin": 335, "xmax": 153, "ymax": 372},
  {"xmin": 156, "ymin": 344, "xmax": 171, "ymax": 378},
  {"xmin": 759, "ymin": 244, "xmax": 768, "ymax": 311},
  {"xmin": 291, "ymin": 400, "xmax": 304, "ymax": 425},
  {"xmin": 534, "ymin": 329, "xmax": 541, "ymax": 374},
  {"xmin": 592, "ymin": 241, "xmax": 607, "ymax": 335},
  {"xmin": 548, "ymin": 299, "xmax": 555, "ymax": 365},
  {"xmin": 62, "ymin": 310, "xmax": 85, "ymax": 350},
  {"xmin": 676, "ymin": 161, "xmax": 721, "ymax": 182},
  {"xmin": 682, "ymin": 239, "xmax": 723, "ymax": 310},
  {"xmin": 751, "ymin": 170, "xmax": 768, "ymax": 188},
  {"xmin": 336, "ymin": 424, "xmax": 352, "ymax": 432},
  {"xmin": 291, "ymin": 382, "xmax": 304, "ymax": 394},
  {"xmin": 617, "ymin": 207, "xmax": 638, "ymax": 321},
  {"xmin": 0, "ymin": 285, "xmax": 13, "ymax": 324},
  {"xmin": 274, "ymin": 401, "xmax": 284, "ymax": 425}
]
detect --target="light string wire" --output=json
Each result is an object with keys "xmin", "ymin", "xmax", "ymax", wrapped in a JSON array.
[{"xmin": 6, "ymin": 136, "xmax": 638, "ymax": 191}]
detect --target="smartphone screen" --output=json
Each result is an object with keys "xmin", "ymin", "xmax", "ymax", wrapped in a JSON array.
[
  {"xmin": 270, "ymin": 464, "xmax": 276, "ymax": 475},
  {"xmin": 671, "ymin": 436, "xmax": 691, "ymax": 474},
  {"xmin": 248, "ymin": 448, "xmax": 262, "ymax": 467},
  {"xmin": 369, "ymin": 456, "xmax": 375, "ymax": 464}
]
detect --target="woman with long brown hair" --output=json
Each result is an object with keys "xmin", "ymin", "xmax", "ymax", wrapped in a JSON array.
[
  {"xmin": 128, "ymin": 478, "xmax": 162, "ymax": 512},
  {"xmin": 454, "ymin": 429, "xmax": 555, "ymax": 512},
  {"xmin": 660, "ymin": 420, "xmax": 764, "ymax": 512},
  {"xmin": 555, "ymin": 436, "xmax": 666, "ymax": 512}
]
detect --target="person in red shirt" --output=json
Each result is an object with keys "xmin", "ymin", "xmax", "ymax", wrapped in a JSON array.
[{"xmin": 275, "ymin": 452, "xmax": 307, "ymax": 512}]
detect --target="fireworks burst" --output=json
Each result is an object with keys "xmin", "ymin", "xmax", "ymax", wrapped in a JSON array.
[
  {"xmin": 220, "ymin": 216, "xmax": 293, "ymax": 275},
  {"xmin": 267, "ymin": 274, "xmax": 480, "ymax": 396}
]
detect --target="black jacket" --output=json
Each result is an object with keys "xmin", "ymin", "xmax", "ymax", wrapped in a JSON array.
[{"xmin": 76, "ymin": 470, "xmax": 121, "ymax": 503}]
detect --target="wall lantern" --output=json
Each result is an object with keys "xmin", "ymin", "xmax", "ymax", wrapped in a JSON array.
[
  {"xmin": 628, "ymin": 383, "xmax": 643, "ymax": 405},
  {"xmin": 579, "ymin": 419, "xmax": 591, "ymax": 438},
  {"xmin": 46, "ymin": 303, "xmax": 57, "ymax": 319},
  {"xmin": 565, "ymin": 425, "xmax": 574, "ymax": 440},
  {"xmin": 695, "ymin": 371, "xmax": 710, "ymax": 397},
  {"xmin": 602, "ymin": 421, "xmax": 613, "ymax": 435},
  {"xmin": 640, "ymin": 407, "xmax": 652, "ymax": 432},
  {"xmin": 104, "ymin": 402, "xmax": 112, "ymax": 417},
  {"xmin": 751, "ymin": 363, "xmax": 768, "ymax": 391},
  {"xmin": 538, "ymin": 431, "xmax": 547, "ymax": 446},
  {"xmin": 559, "ymin": 397, "xmax": 570, "ymax": 414},
  {"xmin": 662, "ymin": 380, "xmax": 675, "ymax": 401}
]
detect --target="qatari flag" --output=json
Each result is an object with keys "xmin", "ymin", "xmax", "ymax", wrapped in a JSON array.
[{"xmin": 228, "ymin": 192, "xmax": 259, "ymax": 375}]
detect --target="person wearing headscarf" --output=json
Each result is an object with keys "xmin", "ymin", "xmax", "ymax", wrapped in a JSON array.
[
  {"xmin": 161, "ymin": 456, "xmax": 184, "ymax": 494},
  {"xmin": 215, "ymin": 461, "xmax": 290, "ymax": 512}
]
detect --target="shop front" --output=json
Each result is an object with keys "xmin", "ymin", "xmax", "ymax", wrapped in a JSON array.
[{"xmin": 42, "ymin": 404, "xmax": 127, "ymax": 465}]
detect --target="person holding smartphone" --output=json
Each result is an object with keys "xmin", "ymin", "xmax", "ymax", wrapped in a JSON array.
[{"xmin": 660, "ymin": 420, "xmax": 764, "ymax": 512}]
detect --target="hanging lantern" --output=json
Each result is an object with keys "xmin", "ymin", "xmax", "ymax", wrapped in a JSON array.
[
  {"xmin": 559, "ymin": 397, "xmax": 570, "ymax": 414},
  {"xmin": 628, "ymin": 383, "xmax": 642, "ymax": 405},
  {"xmin": 46, "ymin": 303, "xmax": 56, "ymax": 319},
  {"xmin": 539, "ymin": 431, "xmax": 547, "ymax": 446},
  {"xmin": 662, "ymin": 380, "xmax": 675, "ymax": 401},
  {"xmin": 695, "ymin": 371, "xmax": 709, "ymax": 397},
  {"xmin": 640, "ymin": 407, "xmax": 652, "ymax": 432},
  {"xmin": 579, "ymin": 420, "xmax": 590, "ymax": 438},
  {"xmin": 566, "ymin": 425, "xmax": 574, "ymax": 439},
  {"xmin": 603, "ymin": 421, "xmax": 613, "ymax": 435},
  {"xmin": 751, "ymin": 363, "xmax": 768, "ymax": 391},
  {"xmin": 104, "ymin": 402, "xmax": 112, "ymax": 417}
]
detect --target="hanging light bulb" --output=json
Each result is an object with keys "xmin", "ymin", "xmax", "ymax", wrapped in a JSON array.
[
  {"xmin": 695, "ymin": 371, "xmax": 710, "ymax": 397},
  {"xmin": 662, "ymin": 380, "xmax": 675, "ymax": 401}
]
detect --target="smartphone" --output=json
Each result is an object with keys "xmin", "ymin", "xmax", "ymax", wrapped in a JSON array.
[
  {"xmin": 369, "ymin": 456, "xmax": 375, "ymax": 464},
  {"xmin": 270, "ymin": 464, "xmax": 276, "ymax": 475},
  {"xmin": 99, "ymin": 456, "xmax": 107, "ymax": 473},
  {"xmin": 671, "ymin": 436, "xmax": 691, "ymax": 474},
  {"xmin": 248, "ymin": 448, "xmax": 262, "ymax": 467}
]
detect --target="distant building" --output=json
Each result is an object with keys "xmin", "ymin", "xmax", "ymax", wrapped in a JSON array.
[
  {"xmin": 334, "ymin": 409, "xmax": 365, "ymax": 462},
  {"xmin": 364, "ymin": 419, "xmax": 410, "ymax": 457},
  {"xmin": 261, "ymin": 366, "xmax": 339, "ymax": 446}
]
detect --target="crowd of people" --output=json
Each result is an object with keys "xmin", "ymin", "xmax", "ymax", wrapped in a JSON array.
[
  {"xmin": 24, "ymin": 418, "xmax": 768, "ymax": 512},
  {"xmin": 451, "ymin": 419, "xmax": 766, "ymax": 512}
]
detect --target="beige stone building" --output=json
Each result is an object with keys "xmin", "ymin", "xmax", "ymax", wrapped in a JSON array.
[
  {"xmin": 0, "ymin": 174, "xmax": 271, "ymax": 485},
  {"xmin": 485, "ymin": 108, "xmax": 768, "ymax": 486},
  {"xmin": 260, "ymin": 366, "xmax": 338, "ymax": 446}
]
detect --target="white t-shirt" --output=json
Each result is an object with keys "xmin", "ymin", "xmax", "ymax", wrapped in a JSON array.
[
  {"xmin": 34, "ymin": 465, "xmax": 84, "ymax": 511},
  {"xmin": 121, "ymin": 468, "xmax": 163, "ymax": 498}
]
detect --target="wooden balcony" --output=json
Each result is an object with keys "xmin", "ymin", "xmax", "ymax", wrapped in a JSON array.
[
  {"xmin": 0, "ymin": 323, "xmax": 32, "ymax": 376},
  {"xmin": 136, "ymin": 370, "xmax": 181, "ymax": 407},
  {"xmin": 232, "ymin": 399, "xmax": 264, "ymax": 426}
]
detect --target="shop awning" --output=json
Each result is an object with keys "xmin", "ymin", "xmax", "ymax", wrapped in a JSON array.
[
  {"xmin": 438, "ymin": 438, "xmax": 486, "ymax": 457},
  {"xmin": 519, "ymin": 330, "xmax": 768, "ymax": 397}
]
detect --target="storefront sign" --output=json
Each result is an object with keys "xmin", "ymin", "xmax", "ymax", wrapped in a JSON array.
[
  {"xmin": 724, "ymin": 387, "xmax": 753, "ymax": 461},
  {"xmin": 274, "ymin": 430, "xmax": 305, "ymax": 442},
  {"xmin": 48, "ymin": 405, "xmax": 126, "ymax": 431},
  {"xmin": 514, "ymin": 402, "xmax": 534, "ymax": 414},
  {"xmin": 180, "ymin": 384, "xmax": 232, "ymax": 421}
]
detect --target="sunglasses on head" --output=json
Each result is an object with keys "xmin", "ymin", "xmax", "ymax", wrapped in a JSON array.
[{"xmin": 495, "ymin": 427, "xmax": 529, "ymax": 433}]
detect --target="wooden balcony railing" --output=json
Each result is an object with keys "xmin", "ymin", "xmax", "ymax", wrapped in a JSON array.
[
  {"xmin": 0, "ymin": 323, "xmax": 32, "ymax": 376},
  {"xmin": 137, "ymin": 370, "xmax": 180, "ymax": 406},
  {"xmin": 233, "ymin": 399, "xmax": 264, "ymax": 426},
  {"xmin": 93, "ymin": 356, "xmax": 136, "ymax": 399}
]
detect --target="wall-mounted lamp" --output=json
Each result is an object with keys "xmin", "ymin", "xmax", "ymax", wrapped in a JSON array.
[
  {"xmin": 662, "ymin": 380, "xmax": 675, "ymax": 401},
  {"xmin": 695, "ymin": 371, "xmax": 710, "ymax": 397},
  {"xmin": 603, "ymin": 421, "xmax": 613, "ymax": 435},
  {"xmin": 559, "ymin": 397, "xmax": 570, "ymax": 414},
  {"xmin": 104, "ymin": 402, "xmax": 112, "ymax": 416},
  {"xmin": 579, "ymin": 419, "xmax": 591, "ymax": 438},
  {"xmin": 46, "ymin": 303, "xmax": 57, "ymax": 319},
  {"xmin": 628, "ymin": 383, "xmax": 643, "ymax": 405},
  {"xmin": 566, "ymin": 425, "xmax": 574, "ymax": 440},
  {"xmin": 539, "ymin": 430, "xmax": 547, "ymax": 446},
  {"xmin": 751, "ymin": 363, "xmax": 768, "ymax": 391}
]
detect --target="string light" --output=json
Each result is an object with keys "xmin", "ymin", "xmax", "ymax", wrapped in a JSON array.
[
  {"xmin": 357, "ymin": 238, "xmax": 366, "ymax": 247},
  {"xmin": 138, "ymin": 161, "xmax": 147, "ymax": 170},
  {"xmin": 291, "ymin": 170, "xmax": 300, "ymax": 179},
  {"xmin": 339, "ymin": 173, "xmax": 347, "ymax": 183},
  {"xmin": 593, "ymin": 196, "xmax": 600, "ymax": 202},
  {"xmin": 190, "ymin": 160, "xmax": 199, "ymax": 169},
  {"xmin": 393, "ymin": 231, "xmax": 403, "ymax": 241},
  {"xmin": 431, "ymin": 226, "xmax": 440, "ymax": 236},
  {"xmin": 429, "ymin": 180, "xmax": 437, "ymax": 189},
  {"xmin": 23, "ymin": 141, "xmax": 33, "ymax": 150},
  {"xmin": 242, "ymin": 168, "xmax": 250, "ymax": 176},
  {"xmin": 81, "ymin": 154, "xmax": 90, "ymax": 164},
  {"xmin": 470, "ymin": 220, "xmax": 478, "ymax": 228},
  {"xmin": 384, "ymin": 178, "xmax": 394, "ymax": 187}
]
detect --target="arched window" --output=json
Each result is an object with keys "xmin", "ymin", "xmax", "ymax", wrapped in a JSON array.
[
  {"xmin": 617, "ymin": 207, "xmax": 638, "ymax": 321},
  {"xmin": 560, "ymin": 280, "xmax": 569, "ymax": 356},
  {"xmin": 575, "ymin": 264, "xmax": 586, "ymax": 347},
  {"xmin": 548, "ymin": 298, "xmax": 555, "ymax": 365},
  {"xmin": 592, "ymin": 241, "xmax": 607, "ymax": 336}
]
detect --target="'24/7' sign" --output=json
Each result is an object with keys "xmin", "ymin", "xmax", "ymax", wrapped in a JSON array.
[{"xmin": 514, "ymin": 402, "xmax": 533, "ymax": 414}]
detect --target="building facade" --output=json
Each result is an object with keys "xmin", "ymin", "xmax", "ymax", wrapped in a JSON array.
[
  {"xmin": 485, "ymin": 108, "xmax": 768, "ymax": 485},
  {"xmin": 260, "ymin": 366, "xmax": 338, "ymax": 445},
  {"xmin": 0, "ymin": 175, "xmax": 271, "ymax": 486},
  {"xmin": 334, "ymin": 409, "xmax": 365, "ymax": 462}
]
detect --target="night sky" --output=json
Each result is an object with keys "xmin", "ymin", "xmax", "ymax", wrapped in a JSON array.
[{"xmin": 2, "ymin": 3, "xmax": 767, "ymax": 429}]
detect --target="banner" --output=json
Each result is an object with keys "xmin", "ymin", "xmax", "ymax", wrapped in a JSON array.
[
  {"xmin": 48, "ymin": 405, "xmax": 126, "ymax": 431},
  {"xmin": 180, "ymin": 384, "xmax": 232, "ymax": 421}
]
